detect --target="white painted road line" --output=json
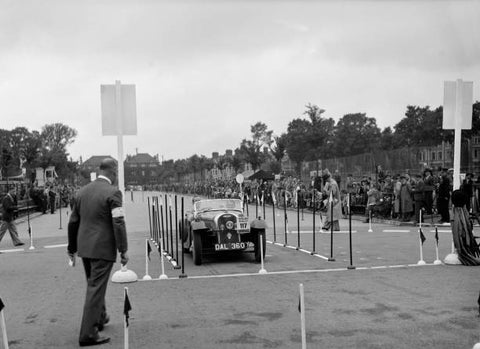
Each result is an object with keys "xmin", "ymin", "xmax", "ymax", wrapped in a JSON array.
[
  {"xmin": 267, "ymin": 240, "xmax": 329, "ymax": 260},
  {"xmin": 44, "ymin": 243, "xmax": 68, "ymax": 249},
  {"xmin": 429, "ymin": 230, "xmax": 451, "ymax": 233},
  {"xmin": 0, "ymin": 248, "xmax": 24, "ymax": 253},
  {"xmin": 142, "ymin": 263, "xmax": 439, "ymax": 281},
  {"xmin": 287, "ymin": 230, "xmax": 357, "ymax": 234},
  {"xmin": 383, "ymin": 229, "xmax": 411, "ymax": 233}
]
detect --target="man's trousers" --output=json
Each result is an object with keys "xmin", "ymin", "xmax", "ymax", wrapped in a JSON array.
[
  {"xmin": 0, "ymin": 220, "xmax": 22, "ymax": 245},
  {"xmin": 79, "ymin": 258, "xmax": 113, "ymax": 342}
]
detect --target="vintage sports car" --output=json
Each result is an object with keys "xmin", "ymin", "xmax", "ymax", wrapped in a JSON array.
[{"xmin": 181, "ymin": 198, "xmax": 267, "ymax": 265}]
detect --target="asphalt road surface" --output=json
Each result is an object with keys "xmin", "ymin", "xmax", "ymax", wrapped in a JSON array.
[{"xmin": 0, "ymin": 191, "xmax": 479, "ymax": 348}]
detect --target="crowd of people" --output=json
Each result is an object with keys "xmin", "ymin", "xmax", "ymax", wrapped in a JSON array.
[{"xmin": 152, "ymin": 167, "xmax": 480, "ymax": 226}]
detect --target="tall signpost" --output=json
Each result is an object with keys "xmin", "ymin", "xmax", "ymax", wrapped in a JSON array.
[
  {"xmin": 100, "ymin": 81, "xmax": 137, "ymax": 199},
  {"xmin": 442, "ymin": 79, "xmax": 473, "ymax": 264}
]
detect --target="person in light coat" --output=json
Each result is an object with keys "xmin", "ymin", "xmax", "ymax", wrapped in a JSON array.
[{"xmin": 321, "ymin": 169, "xmax": 341, "ymax": 231}]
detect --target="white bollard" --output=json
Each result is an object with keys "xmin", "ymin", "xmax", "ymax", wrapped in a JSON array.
[
  {"xmin": 142, "ymin": 239, "xmax": 152, "ymax": 281},
  {"xmin": 159, "ymin": 237, "xmax": 168, "ymax": 280},
  {"xmin": 417, "ymin": 213, "xmax": 426, "ymax": 265},
  {"xmin": 258, "ymin": 233, "xmax": 267, "ymax": 274},
  {"xmin": 28, "ymin": 226, "xmax": 35, "ymax": 250}
]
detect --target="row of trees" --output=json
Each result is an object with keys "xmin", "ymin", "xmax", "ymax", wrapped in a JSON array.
[
  {"xmin": 161, "ymin": 102, "xmax": 480, "ymax": 180},
  {"xmin": 2, "ymin": 101, "xmax": 479, "ymax": 185},
  {"xmin": 0, "ymin": 123, "xmax": 78, "ymax": 183}
]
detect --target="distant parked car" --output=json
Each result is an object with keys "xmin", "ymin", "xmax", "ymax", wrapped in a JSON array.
[{"xmin": 181, "ymin": 198, "xmax": 267, "ymax": 265}]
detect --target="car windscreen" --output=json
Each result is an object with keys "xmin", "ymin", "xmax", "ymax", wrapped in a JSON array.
[{"xmin": 194, "ymin": 199, "xmax": 242, "ymax": 212}]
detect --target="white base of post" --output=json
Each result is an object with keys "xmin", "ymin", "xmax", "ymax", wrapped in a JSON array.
[
  {"xmin": 142, "ymin": 274, "xmax": 152, "ymax": 281},
  {"xmin": 417, "ymin": 260, "xmax": 426, "ymax": 265},
  {"xmin": 444, "ymin": 252, "xmax": 461, "ymax": 265},
  {"xmin": 433, "ymin": 259, "xmax": 442, "ymax": 265},
  {"xmin": 159, "ymin": 238, "xmax": 168, "ymax": 279},
  {"xmin": 29, "ymin": 227, "xmax": 35, "ymax": 250}
]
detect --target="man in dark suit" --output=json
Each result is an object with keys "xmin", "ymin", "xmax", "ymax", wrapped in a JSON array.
[
  {"xmin": 67, "ymin": 158, "xmax": 129, "ymax": 347},
  {"xmin": 0, "ymin": 187, "xmax": 25, "ymax": 247}
]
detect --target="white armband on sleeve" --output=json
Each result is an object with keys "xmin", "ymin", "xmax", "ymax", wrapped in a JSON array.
[{"xmin": 112, "ymin": 207, "xmax": 124, "ymax": 218}]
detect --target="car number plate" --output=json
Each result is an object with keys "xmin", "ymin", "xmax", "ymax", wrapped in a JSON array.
[{"xmin": 215, "ymin": 242, "xmax": 251, "ymax": 251}]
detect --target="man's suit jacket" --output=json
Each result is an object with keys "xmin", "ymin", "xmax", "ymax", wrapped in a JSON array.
[{"xmin": 68, "ymin": 178, "xmax": 128, "ymax": 262}]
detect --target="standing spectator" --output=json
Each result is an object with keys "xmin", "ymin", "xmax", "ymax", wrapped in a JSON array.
[
  {"xmin": 393, "ymin": 175, "xmax": 402, "ymax": 219},
  {"xmin": 412, "ymin": 174, "xmax": 426, "ymax": 224},
  {"xmin": 67, "ymin": 158, "xmax": 129, "ymax": 346},
  {"xmin": 321, "ymin": 169, "xmax": 341, "ymax": 231},
  {"xmin": 48, "ymin": 185, "xmax": 56, "ymax": 214},
  {"xmin": 423, "ymin": 168, "xmax": 435, "ymax": 214},
  {"xmin": 333, "ymin": 169, "xmax": 342, "ymax": 191},
  {"xmin": 345, "ymin": 174, "xmax": 355, "ymax": 193},
  {"xmin": 437, "ymin": 167, "xmax": 451, "ymax": 224},
  {"xmin": 461, "ymin": 173, "xmax": 474, "ymax": 212},
  {"xmin": 364, "ymin": 181, "xmax": 381, "ymax": 223},
  {"xmin": 0, "ymin": 187, "xmax": 24, "ymax": 247},
  {"xmin": 399, "ymin": 174, "xmax": 413, "ymax": 221}
]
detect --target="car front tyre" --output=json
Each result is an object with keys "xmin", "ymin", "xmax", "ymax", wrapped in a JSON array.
[{"xmin": 192, "ymin": 230, "xmax": 203, "ymax": 266}]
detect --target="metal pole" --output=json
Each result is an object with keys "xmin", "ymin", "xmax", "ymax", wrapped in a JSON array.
[
  {"xmin": 284, "ymin": 192, "xmax": 288, "ymax": 247},
  {"xmin": 297, "ymin": 189, "xmax": 300, "ymax": 250},
  {"xmin": 262, "ymin": 190, "xmax": 266, "ymax": 220},
  {"xmin": 255, "ymin": 191, "xmax": 258, "ymax": 218},
  {"xmin": 180, "ymin": 197, "xmax": 187, "ymax": 278},
  {"xmin": 169, "ymin": 205, "xmax": 174, "ymax": 260},
  {"xmin": 329, "ymin": 197, "xmax": 335, "ymax": 261},
  {"xmin": 175, "ymin": 195, "xmax": 179, "ymax": 267},
  {"xmin": 59, "ymin": 196, "xmax": 62, "ymax": 229},
  {"xmin": 312, "ymin": 189, "xmax": 316, "ymax": 255},
  {"xmin": 272, "ymin": 199, "xmax": 276, "ymax": 243},
  {"xmin": 147, "ymin": 197, "xmax": 152, "ymax": 240},
  {"xmin": 347, "ymin": 193, "xmax": 355, "ymax": 269},
  {"xmin": 164, "ymin": 195, "xmax": 169, "ymax": 255}
]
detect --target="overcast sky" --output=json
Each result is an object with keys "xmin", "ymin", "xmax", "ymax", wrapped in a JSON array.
[{"xmin": 1, "ymin": 0, "xmax": 479, "ymax": 163}]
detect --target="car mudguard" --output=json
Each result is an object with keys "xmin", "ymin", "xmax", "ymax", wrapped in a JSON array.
[
  {"xmin": 250, "ymin": 218, "xmax": 268, "ymax": 230},
  {"xmin": 191, "ymin": 220, "xmax": 208, "ymax": 231}
]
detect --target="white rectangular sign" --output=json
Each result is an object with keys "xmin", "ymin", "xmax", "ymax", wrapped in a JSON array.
[
  {"xmin": 443, "ymin": 80, "xmax": 473, "ymax": 130},
  {"xmin": 101, "ymin": 84, "xmax": 137, "ymax": 135}
]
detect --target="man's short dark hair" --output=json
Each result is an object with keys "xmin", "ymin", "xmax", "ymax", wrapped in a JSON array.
[{"xmin": 99, "ymin": 158, "xmax": 116, "ymax": 171}]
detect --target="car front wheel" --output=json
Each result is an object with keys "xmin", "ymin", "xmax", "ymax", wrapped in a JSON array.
[{"xmin": 192, "ymin": 230, "xmax": 203, "ymax": 265}]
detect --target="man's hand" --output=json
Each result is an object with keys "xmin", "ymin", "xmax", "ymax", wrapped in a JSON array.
[
  {"xmin": 120, "ymin": 251, "xmax": 129, "ymax": 265},
  {"xmin": 67, "ymin": 251, "xmax": 76, "ymax": 267}
]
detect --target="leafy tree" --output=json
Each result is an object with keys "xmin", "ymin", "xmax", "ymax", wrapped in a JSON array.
[
  {"xmin": 303, "ymin": 104, "xmax": 334, "ymax": 160},
  {"xmin": 393, "ymin": 106, "xmax": 445, "ymax": 147},
  {"xmin": 9, "ymin": 127, "xmax": 41, "ymax": 176},
  {"xmin": 285, "ymin": 118, "xmax": 311, "ymax": 174},
  {"xmin": 271, "ymin": 134, "xmax": 287, "ymax": 163},
  {"xmin": 0, "ymin": 129, "xmax": 16, "ymax": 178},
  {"xmin": 379, "ymin": 127, "xmax": 397, "ymax": 151},
  {"xmin": 333, "ymin": 113, "xmax": 381, "ymax": 156},
  {"xmin": 41, "ymin": 123, "xmax": 77, "ymax": 153},
  {"xmin": 238, "ymin": 122, "xmax": 273, "ymax": 171},
  {"xmin": 461, "ymin": 101, "xmax": 480, "ymax": 140},
  {"xmin": 231, "ymin": 150, "xmax": 244, "ymax": 172},
  {"xmin": 38, "ymin": 123, "xmax": 78, "ymax": 179}
]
